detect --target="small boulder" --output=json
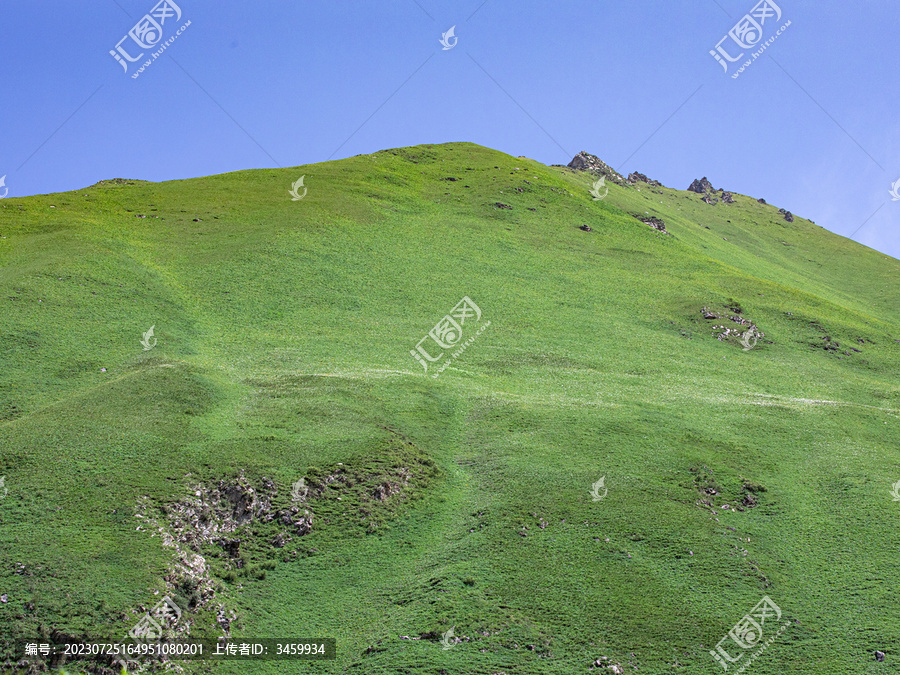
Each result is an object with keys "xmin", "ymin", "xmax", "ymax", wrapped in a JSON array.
[
  {"xmin": 580, "ymin": 224, "xmax": 592, "ymax": 232},
  {"xmin": 875, "ymin": 651, "xmax": 885, "ymax": 662}
]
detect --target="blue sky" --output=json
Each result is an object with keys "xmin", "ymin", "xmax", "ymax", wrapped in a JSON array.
[{"xmin": 1, "ymin": 1, "xmax": 898, "ymax": 259}]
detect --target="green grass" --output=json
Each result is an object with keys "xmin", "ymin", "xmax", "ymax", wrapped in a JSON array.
[{"xmin": 0, "ymin": 142, "xmax": 898, "ymax": 674}]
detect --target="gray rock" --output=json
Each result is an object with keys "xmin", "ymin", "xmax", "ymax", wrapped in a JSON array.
[
  {"xmin": 688, "ymin": 177, "xmax": 715, "ymax": 193},
  {"xmin": 627, "ymin": 171, "xmax": 662, "ymax": 187}
]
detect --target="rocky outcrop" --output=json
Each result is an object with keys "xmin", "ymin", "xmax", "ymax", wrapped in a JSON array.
[
  {"xmin": 689, "ymin": 178, "xmax": 736, "ymax": 205},
  {"xmin": 778, "ymin": 208, "xmax": 794, "ymax": 222},
  {"xmin": 567, "ymin": 151, "xmax": 625, "ymax": 184},
  {"xmin": 627, "ymin": 171, "xmax": 662, "ymax": 187},
  {"xmin": 688, "ymin": 177, "xmax": 715, "ymax": 193},
  {"xmin": 757, "ymin": 197, "xmax": 767, "ymax": 204}
]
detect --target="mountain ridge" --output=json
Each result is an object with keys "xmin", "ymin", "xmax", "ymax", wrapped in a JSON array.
[{"xmin": 0, "ymin": 141, "xmax": 898, "ymax": 674}]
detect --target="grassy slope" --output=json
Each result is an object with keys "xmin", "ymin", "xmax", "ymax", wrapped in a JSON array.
[{"xmin": 0, "ymin": 142, "xmax": 898, "ymax": 674}]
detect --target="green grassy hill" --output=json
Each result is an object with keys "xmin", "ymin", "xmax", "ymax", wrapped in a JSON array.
[{"xmin": 1, "ymin": 142, "xmax": 898, "ymax": 674}]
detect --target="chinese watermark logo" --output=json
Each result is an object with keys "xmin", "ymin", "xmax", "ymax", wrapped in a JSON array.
[
  {"xmin": 140, "ymin": 325, "xmax": 157, "ymax": 351},
  {"xmin": 289, "ymin": 176, "xmax": 307, "ymax": 201},
  {"xmin": 440, "ymin": 627, "xmax": 456, "ymax": 650},
  {"xmin": 115, "ymin": 595, "xmax": 182, "ymax": 672},
  {"xmin": 110, "ymin": 0, "xmax": 191, "ymax": 79},
  {"xmin": 410, "ymin": 296, "xmax": 490, "ymax": 378},
  {"xmin": 440, "ymin": 26, "xmax": 458, "ymax": 50},
  {"xmin": 710, "ymin": 1, "xmax": 790, "ymax": 79},
  {"xmin": 291, "ymin": 478, "xmax": 308, "ymax": 501},
  {"xmin": 739, "ymin": 328, "xmax": 759, "ymax": 351},
  {"xmin": 589, "ymin": 476, "xmax": 607, "ymax": 502},
  {"xmin": 890, "ymin": 480, "xmax": 900, "ymax": 502},
  {"xmin": 128, "ymin": 595, "xmax": 182, "ymax": 640},
  {"xmin": 589, "ymin": 176, "xmax": 608, "ymax": 201},
  {"xmin": 889, "ymin": 178, "xmax": 900, "ymax": 202},
  {"xmin": 710, "ymin": 596, "xmax": 789, "ymax": 672},
  {"xmin": 0, "ymin": 175, "xmax": 8, "ymax": 199}
]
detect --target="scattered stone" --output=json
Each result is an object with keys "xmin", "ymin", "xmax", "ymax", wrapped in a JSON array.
[
  {"xmin": 580, "ymin": 224, "xmax": 592, "ymax": 232},
  {"xmin": 720, "ymin": 190, "xmax": 735, "ymax": 203},
  {"xmin": 875, "ymin": 651, "xmax": 885, "ymax": 662},
  {"xmin": 443, "ymin": 177, "xmax": 459, "ymax": 181},
  {"xmin": 567, "ymin": 151, "xmax": 625, "ymax": 184},
  {"xmin": 373, "ymin": 482, "xmax": 395, "ymax": 501},
  {"xmin": 493, "ymin": 202, "xmax": 512, "ymax": 210},
  {"xmin": 0, "ymin": 594, "xmax": 7, "ymax": 603},
  {"xmin": 703, "ymin": 306, "xmax": 764, "ymax": 346},
  {"xmin": 757, "ymin": 198, "xmax": 767, "ymax": 204},
  {"xmin": 820, "ymin": 336, "xmax": 842, "ymax": 352}
]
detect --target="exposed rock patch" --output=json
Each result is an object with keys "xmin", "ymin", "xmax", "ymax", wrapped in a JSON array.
[
  {"xmin": 641, "ymin": 216, "xmax": 667, "ymax": 233},
  {"xmin": 627, "ymin": 212, "xmax": 668, "ymax": 234},
  {"xmin": 701, "ymin": 305, "xmax": 765, "ymax": 347}
]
